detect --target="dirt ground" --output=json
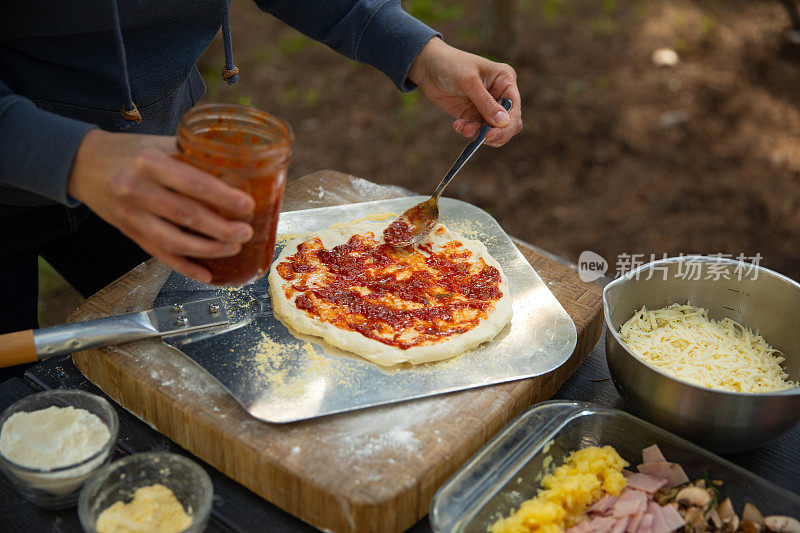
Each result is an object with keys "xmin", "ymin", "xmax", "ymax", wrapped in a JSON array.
[
  {"xmin": 201, "ymin": 0, "xmax": 800, "ymax": 277},
  {"xmin": 40, "ymin": 0, "xmax": 800, "ymax": 324}
]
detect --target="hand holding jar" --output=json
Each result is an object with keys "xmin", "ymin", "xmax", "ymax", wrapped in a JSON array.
[
  {"xmin": 67, "ymin": 104, "xmax": 292, "ymax": 285},
  {"xmin": 175, "ymin": 104, "xmax": 293, "ymax": 285}
]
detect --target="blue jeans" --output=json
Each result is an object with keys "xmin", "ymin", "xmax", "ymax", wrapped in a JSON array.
[{"xmin": 0, "ymin": 204, "xmax": 148, "ymax": 379}]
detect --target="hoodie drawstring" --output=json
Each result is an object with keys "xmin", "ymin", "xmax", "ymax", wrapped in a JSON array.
[
  {"xmin": 221, "ymin": 3, "xmax": 239, "ymax": 85},
  {"xmin": 111, "ymin": 0, "xmax": 239, "ymax": 125},
  {"xmin": 109, "ymin": 0, "xmax": 141, "ymax": 124}
]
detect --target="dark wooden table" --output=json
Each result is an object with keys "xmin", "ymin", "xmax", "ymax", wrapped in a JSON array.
[
  {"xmin": 2, "ymin": 296, "xmax": 798, "ymax": 531},
  {"xmin": 1, "ymin": 249, "xmax": 798, "ymax": 531}
]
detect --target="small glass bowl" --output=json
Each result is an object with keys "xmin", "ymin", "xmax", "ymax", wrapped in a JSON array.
[
  {"xmin": 78, "ymin": 452, "xmax": 213, "ymax": 533},
  {"xmin": 0, "ymin": 389, "xmax": 119, "ymax": 509}
]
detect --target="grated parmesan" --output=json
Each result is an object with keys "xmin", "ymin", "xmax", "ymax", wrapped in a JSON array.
[{"xmin": 619, "ymin": 303, "xmax": 797, "ymax": 393}]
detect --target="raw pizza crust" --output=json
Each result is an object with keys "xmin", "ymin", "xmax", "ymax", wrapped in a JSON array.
[{"xmin": 268, "ymin": 222, "xmax": 513, "ymax": 366}]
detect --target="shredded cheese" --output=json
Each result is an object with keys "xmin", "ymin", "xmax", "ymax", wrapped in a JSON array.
[{"xmin": 619, "ymin": 303, "xmax": 797, "ymax": 393}]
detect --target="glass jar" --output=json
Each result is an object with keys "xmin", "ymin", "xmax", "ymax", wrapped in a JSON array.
[{"xmin": 176, "ymin": 104, "xmax": 293, "ymax": 285}]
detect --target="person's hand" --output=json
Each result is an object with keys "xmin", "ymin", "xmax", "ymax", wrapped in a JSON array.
[
  {"xmin": 67, "ymin": 130, "xmax": 256, "ymax": 283},
  {"xmin": 407, "ymin": 37, "xmax": 522, "ymax": 147}
]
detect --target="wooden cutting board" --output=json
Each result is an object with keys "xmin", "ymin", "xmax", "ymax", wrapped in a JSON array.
[{"xmin": 70, "ymin": 170, "xmax": 603, "ymax": 533}]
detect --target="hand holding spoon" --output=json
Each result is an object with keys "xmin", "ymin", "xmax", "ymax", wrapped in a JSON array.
[{"xmin": 383, "ymin": 97, "xmax": 514, "ymax": 247}]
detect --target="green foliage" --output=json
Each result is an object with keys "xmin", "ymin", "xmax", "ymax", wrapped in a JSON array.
[
  {"xmin": 457, "ymin": 26, "xmax": 481, "ymax": 41},
  {"xmin": 700, "ymin": 14, "xmax": 716, "ymax": 38},
  {"xmin": 601, "ymin": 0, "xmax": 618, "ymax": 15},
  {"xmin": 405, "ymin": 0, "xmax": 463, "ymax": 25},
  {"xmin": 592, "ymin": 17, "xmax": 617, "ymax": 36},
  {"xmin": 278, "ymin": 32, "xmax": 312, "ymax": 58},
  {"xmin": 37, "ymin": 258, "xmax": 83, "ymax": 327},
  {"xmin": 595, "ymin": 74, "xmax": 610, "ymax": 89},
  {"xmin": 388, "ymin": 91, "xmax": 422, "ymax": 139},
  {"xmin": 252, "ymin": 46, "xmax": 272, "ymax": 65},
  {"xmin": 674, "ymin": 37, "xmax": 692, "ymax": 54},
  {"xmin": 203, "ymin": 66, "xmax": 218, "ymax": 80},
  {"xmin": 301, "ymin": 87, "xmax": 321, "ymax": 107},
  {"xmin": 202, "ymin": 66, "xmax": 222, "ymax": 99},
  {"xmin": 541, "ymin": 0, "xmax": 564, "ymax": 23},
  {"xmin": 397, "ymin": 91, "xmax": 421, "ymax": 121},
  {"xmin": 281, "ymin": 86, "xmax": 321, "ymax": 108}
]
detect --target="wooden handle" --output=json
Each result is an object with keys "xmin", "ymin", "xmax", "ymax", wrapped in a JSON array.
[{"xmin": 0, "ymin": 330, "xmax": 38, "ymax": 368}]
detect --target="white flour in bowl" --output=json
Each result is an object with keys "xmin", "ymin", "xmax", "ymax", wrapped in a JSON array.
[
  {"xmin": 0, "ymin": 405, "xmax": 109, "ymax": 469},
  {"xmin": 0, "ymin": 405, "xmax": 111, "ymax": 495}
]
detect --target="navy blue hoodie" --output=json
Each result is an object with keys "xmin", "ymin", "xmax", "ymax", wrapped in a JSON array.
[{"xmin": 0, "ymin": 0, "xmax": 437, "ymax": 211}]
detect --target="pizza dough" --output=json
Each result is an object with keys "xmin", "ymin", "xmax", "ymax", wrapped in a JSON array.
[{"xmin": 268, "ymin": 222, "xmax": 512, "ymax": 366}]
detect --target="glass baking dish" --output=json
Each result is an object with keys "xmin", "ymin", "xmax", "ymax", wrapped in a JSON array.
[{"xmin": 430, "ymin": 401, "xmax": 800, "ymax": 533}]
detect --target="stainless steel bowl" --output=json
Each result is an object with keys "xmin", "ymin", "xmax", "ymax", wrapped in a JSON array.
[{"xmin": 604, "ymin": 256, "xmax": 800, "ymax": 453}]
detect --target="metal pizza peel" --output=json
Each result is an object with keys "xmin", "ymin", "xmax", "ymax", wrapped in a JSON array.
[
  {"xmin": 0, "ymin": 298, "xmax": 231, "ymax": 369},
  {"xmin": 153, "ymin": 197, "xmax": 578, "ymax": 423}
]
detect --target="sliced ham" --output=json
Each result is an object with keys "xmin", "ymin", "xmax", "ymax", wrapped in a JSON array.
[
  {"xmin": 622, "ymin": 469, "xmax": 635, "ymax": 478},
  {"xmin": 588, "ymin": 516, "xmax": 617, "ymax": 533},
  {"xmin": 636, "ymin": 462, "xmax": 689, "ymax": 487},
  {"xmin": 567, "ymin": 520, "xmax": 593, "ymax": 533},
  {"xmin": 614, "ymin": 497, "xmax": 644, "ymax": 518},
  {"xmin": 659, "ymin": 504, "xmax": 686, "ymax": 532},
  {"xmin": 614, "ymin": 489, "xmax": 648, "ymax": 518},
  {"xmin": 647, "ymin": 501, "xmax": 670, "ymax": 533},
  {"xmin": 625, "ymin": 488, "xmax": 650, "ymax": 503},
  {"xmin": 588, "ymin": 495, "xmax": 619, "ymax": 515},
  {"xmin": 642, "ymin": 444, "xmax": 667, "ymax": 464},
  {"xmin": 625, "ymin": 473, "xmax": 668, "ymax": 494},
  {"xmin": 636, "ymin": 513, "xmax": 654, "ymax": 533},
  {"xmin": 626, "ymin": 503, "xmax": 647, "ymax": 533},
  {"xmin": 611, "ymin": 516, "xmax": 631, "ymax": 533}
]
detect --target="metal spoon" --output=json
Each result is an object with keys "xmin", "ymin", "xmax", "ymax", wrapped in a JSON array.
[{"xmin": 383, "ymin": 97, "xmax": 513, "ymax": 247}]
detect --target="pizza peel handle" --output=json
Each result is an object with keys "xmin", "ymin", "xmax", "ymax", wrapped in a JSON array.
[
  {"xmin": 384, "ymin": 97, "xmax": 513, "ymax": 247},
  {"xmin": 0, "ymin": 330, "xmax": 37, "ymax": 367},
  {"xmin": 0, "ymin": 298, "xmax": 229, "ymax": 368}
]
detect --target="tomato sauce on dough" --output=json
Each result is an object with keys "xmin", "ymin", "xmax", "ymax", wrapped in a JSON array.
[{"xmin": 275, "ymin": 228, "xmax": 504, "ymax": 349}]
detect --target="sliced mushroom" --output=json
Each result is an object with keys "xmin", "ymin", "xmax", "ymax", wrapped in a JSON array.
[
  {"xmin": 743, "ymin": 520, "xmax": 764, "ymax": 533},
  {"xmin": 706, "ymin": 507, "xmax": 723, "ymax": 529},
  {"xmin": 676, "ymin": 486, "xmax": 712, "ymax": 508},
  {"xmin": 718, "ymin": 498, "xmax": 735, "ymax": 522},
  {"xmin": 724, "ymin": 515, "xmax": 740, "ymax": 533},
  {"xmin": 686, "ymin": 507, "xmax": 710, "ymax": 533},
  {"xmin": 654, "ymin": 486, "xmax": 679, "ymax": 506},
  {"xmin": 685, "ymin": 506, "xmax": 704, "ymax": 526},
  {"xmin": 695, "ymin": 478, "xmax": 706, "ymax": 489},
  {"xmin": 744, "ymin": 503, "xmax": 766, "ymax": 526},
  {"xmin": 764, "ymin": 516, "xmax": 800, "ymax": 533}
]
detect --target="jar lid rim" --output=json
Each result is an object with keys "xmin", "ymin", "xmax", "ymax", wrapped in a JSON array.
[{"xmin": 178, "ymin": 103, "xmax": 294, "ymax": 157}]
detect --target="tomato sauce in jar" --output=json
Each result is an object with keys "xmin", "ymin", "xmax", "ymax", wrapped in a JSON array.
[{"xmin": 176, "ymin": 104, "xmax": 293, "ymax": 285}]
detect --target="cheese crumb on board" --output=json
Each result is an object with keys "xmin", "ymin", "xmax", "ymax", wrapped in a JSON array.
[
  {"xmin": 0, "ymin": 406, "xmax": 110, "ymax": 469},
  {"xmin": 619, "ymin": 303, "xmax": 797, "ymax": 393},
  {"xmin": 490, "ymin": 446, "xmax": 628, "ymax": 533},
  {"xmin": 95, "ymin": 483, "xmax": 192, "ymax": 533}
]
